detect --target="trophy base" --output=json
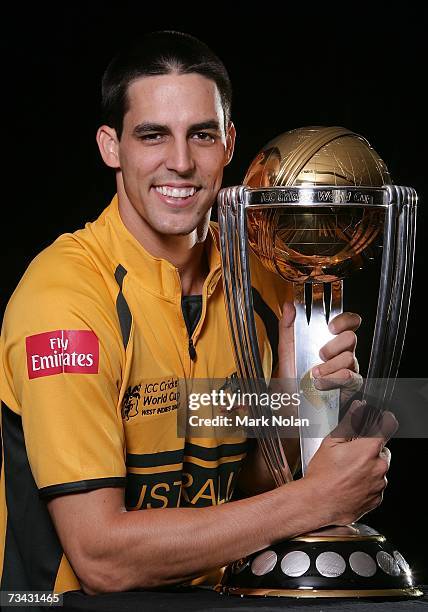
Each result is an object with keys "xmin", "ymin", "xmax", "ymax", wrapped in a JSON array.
[
  {"xmin": 219, "ymin": 587, "xmax": 423, "ymax": 598},
  {"xmin": 216, "ymin": 523, "xmax": 423, "ymax": 599}
]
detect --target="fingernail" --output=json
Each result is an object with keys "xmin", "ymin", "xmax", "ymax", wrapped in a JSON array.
[{"xmin": 312, "ymin": 367, "xmax": 320, "ymax": 378}]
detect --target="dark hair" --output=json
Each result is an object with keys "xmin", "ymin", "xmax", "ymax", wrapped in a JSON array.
[{"xmin": 101, "ymin": 31, "xmax": 232, "ymax": 138}]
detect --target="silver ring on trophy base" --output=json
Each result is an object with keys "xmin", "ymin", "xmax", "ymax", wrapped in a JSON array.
[
  {"xmin": 250, "ymin": 551, "xmax": 277, "ymax": 576},
  {"xmin": 349, "ymin": 551, "xmax": 377, "ymax": 577},
  {"xmin": 393, "ymin": 551, "xmax": 411, "ymax": 574},
  {"xmin": 316, "ymin": 552, "xmax": 347, "ymax": 578},
  {"xmin": 376, "ymin": 551, "xmax": 401, "ymax": 576},
  {"xmin": 280, "ymin": 551, "xmax": 311, "ymax": 577}
]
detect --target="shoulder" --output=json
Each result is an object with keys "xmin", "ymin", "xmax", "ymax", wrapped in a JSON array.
[
  {"xmin": 30, "ymin": 232, "xmax": 104, "ymax": 281},
  {"xmin": 3, "ymin": 232, "xmax": 119, "ymax": 339}
]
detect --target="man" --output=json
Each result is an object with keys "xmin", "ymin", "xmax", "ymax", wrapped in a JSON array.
[{"xmin": 0, "ymin": 31, "xmax": 394, "ymax": 595}]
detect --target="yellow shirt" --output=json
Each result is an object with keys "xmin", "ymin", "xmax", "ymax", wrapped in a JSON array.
[{"xmin": 0, "ymin": 195, "xmax": 292, "ymax": 592}]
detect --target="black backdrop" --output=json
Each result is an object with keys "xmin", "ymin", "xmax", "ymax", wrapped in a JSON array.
[{"xmin": 1, "ymin": 2, "xmax": 427, "ymax": 583}]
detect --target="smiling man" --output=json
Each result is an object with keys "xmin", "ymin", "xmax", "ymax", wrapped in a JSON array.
[{"xmin": 0, "ymin": 31, "xmax": 394, "ymax": 596}]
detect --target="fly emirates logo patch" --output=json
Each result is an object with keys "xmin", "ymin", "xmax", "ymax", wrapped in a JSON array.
[{"xmin": 26, "ymin": 330, "xmax": 99, "ymax": 379}]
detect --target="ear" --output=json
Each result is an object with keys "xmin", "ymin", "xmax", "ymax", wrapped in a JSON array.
[
  {"xmin": 224, "ymin": 121, "xmax": 236, "ymax": 167},
  {"xmin": 96, "ymin": 125, "xmax": 120, "ymax": 169}
]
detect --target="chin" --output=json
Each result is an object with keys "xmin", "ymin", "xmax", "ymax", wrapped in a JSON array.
[
  {"xmin": 155, "ymin": 214, "xmax": 207, "ymax": 238},
  {"xmin": 156, "ymin": 224, "xmax": 196, "ymax": 237}
]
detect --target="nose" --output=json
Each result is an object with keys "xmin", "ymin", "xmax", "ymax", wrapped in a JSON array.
[{"xmin": 165, "ymin": 137, "xmax": 195, "ymax": 175}]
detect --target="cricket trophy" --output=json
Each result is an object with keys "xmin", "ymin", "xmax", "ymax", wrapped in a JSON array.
[{"xmin": 216, "ymin": 126, "xmax": 421, "ymax": 598}]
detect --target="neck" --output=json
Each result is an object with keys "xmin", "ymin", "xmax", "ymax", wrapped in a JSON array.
[
  {"xmin": 117, "ymin": 190, "xmax": 211, "ymax": 296},
  {"xmin": 175, "ymin": 241, "xmax": 210, "ymax": 295}
]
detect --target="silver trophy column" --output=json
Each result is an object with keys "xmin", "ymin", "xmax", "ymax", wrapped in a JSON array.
[{"xmin": 294, "ymin": 280, "xmax": 342, "ymax": 472}]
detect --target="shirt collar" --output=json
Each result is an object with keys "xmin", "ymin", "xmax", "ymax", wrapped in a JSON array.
[{"xmin": 95, "ymin": 194, "xmax": 222, "ymax": 301}]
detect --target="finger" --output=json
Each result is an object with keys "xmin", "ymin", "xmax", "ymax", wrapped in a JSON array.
[
  {"xmin": 379, "ymin": 446, "xmax": 391, "ymax": 468},
  {"xmin": 277, "ymin": 302, "xmax": 296, "ymax": 379},
  {"xmin": 328, "ymin": 312, "xmax": 362, "ymax": 335},
  {"xmin": 313, "ymin": 351, "xmax": 358, "ymax": 378},
  {"xmin": 319, "ymin": 330, "xmax": 357, "ymax": 361},
  {"xmin": 328, "ymin": 400, "xmax": 367, "ymax": 441},
  {"xmin": 366, "ymin": 410, "xmax": 399, "ymax": 444},
  {"xmin": 372, "ymin": 478, "xmax": 387, "ymax": 494},
  {"xmin": 313, "ymin": 370, "xmax": 363, "ymax": 392},
  {"xmin": 280, "ymin": 301, "xmax": 296, "ymax": 328},
  {"xmin": 340, "ymin": 372, "xmax": 364, "ymax": 404}
]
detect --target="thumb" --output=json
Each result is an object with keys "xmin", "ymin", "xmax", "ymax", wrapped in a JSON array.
[
  {"xmin": 280, "ymin": 301, "xmax": 296, "ymax": 329},
  {"xmin": 278, "ymin": 302, "xmax": 296, "ymax": 379}
]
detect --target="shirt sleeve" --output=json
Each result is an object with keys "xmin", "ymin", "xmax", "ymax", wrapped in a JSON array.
[{"xmin": 1, "ymin": 240, "xmax": 127, "ymax": 498}]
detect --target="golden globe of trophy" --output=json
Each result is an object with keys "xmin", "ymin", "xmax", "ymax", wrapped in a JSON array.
[{"xmin": 215, "ymin": 127, "xmax": 421, "ymax": 598}]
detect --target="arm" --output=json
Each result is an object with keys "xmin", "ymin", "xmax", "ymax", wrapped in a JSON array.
[
  {"xmin": 47, "ymin": 480, "xmax": 315, "ymax": 594},
  {"xmin": 47, "ymin": 409, "xmax": 395, "ymax": 595}
]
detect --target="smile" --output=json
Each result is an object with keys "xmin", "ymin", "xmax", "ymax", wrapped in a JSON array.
[{"xmin": 154, "ymin": 185, "xmax": 198, "ymax": 199}]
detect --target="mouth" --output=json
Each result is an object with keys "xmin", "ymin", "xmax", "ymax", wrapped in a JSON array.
[{"xmin": 152, "ymin": 184, "xmax": 201, "ymax": 207}]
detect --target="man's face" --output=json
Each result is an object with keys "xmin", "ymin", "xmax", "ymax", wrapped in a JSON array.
[{"xmin": 111, "ymin": 73, "xmax": 235, "ymax": 237}]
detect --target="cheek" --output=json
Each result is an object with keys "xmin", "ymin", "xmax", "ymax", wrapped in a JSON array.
[
  {"xmin": 201, "ymin": 151, "xmax": 226, "ymax": 186},
  {"xmin": 120, "ymin": 146, "xmax": 160, "ymax": 179}
]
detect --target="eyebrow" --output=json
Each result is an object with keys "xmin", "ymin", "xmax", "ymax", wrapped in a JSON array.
[{"xmin": 132, "ymin": 120, "xmax": 221, "ymax": 137}]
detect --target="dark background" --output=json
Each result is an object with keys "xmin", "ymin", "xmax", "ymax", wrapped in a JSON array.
[{"xmin": 1, "ymin": 3, "xmax": 427, "ymax": 582}]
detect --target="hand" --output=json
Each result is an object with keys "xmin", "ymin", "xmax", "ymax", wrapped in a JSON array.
[
  {"xmin": 277, "ymin": 303, "xmax": 363, "ymax": 403},
  {"xmin": 304, "ymin": 401, "xmax": 398, "ymax": 526},
  {"xmin": 312, "ymin": 311, "xmax": 363, "ymax": 403}
]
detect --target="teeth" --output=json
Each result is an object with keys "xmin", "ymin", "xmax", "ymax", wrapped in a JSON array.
[{"xmin": 155, "ymin": 186, "xmax": 197, "ymax": 198}]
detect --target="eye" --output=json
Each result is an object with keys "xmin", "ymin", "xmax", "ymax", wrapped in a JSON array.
[
  {"xmin": 139, "ymin": 133, "xmax": 166, "ymax": 142},
  {"xmin": 192, "ymin": 132, "xmax": 217, "ymax": 143}
]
